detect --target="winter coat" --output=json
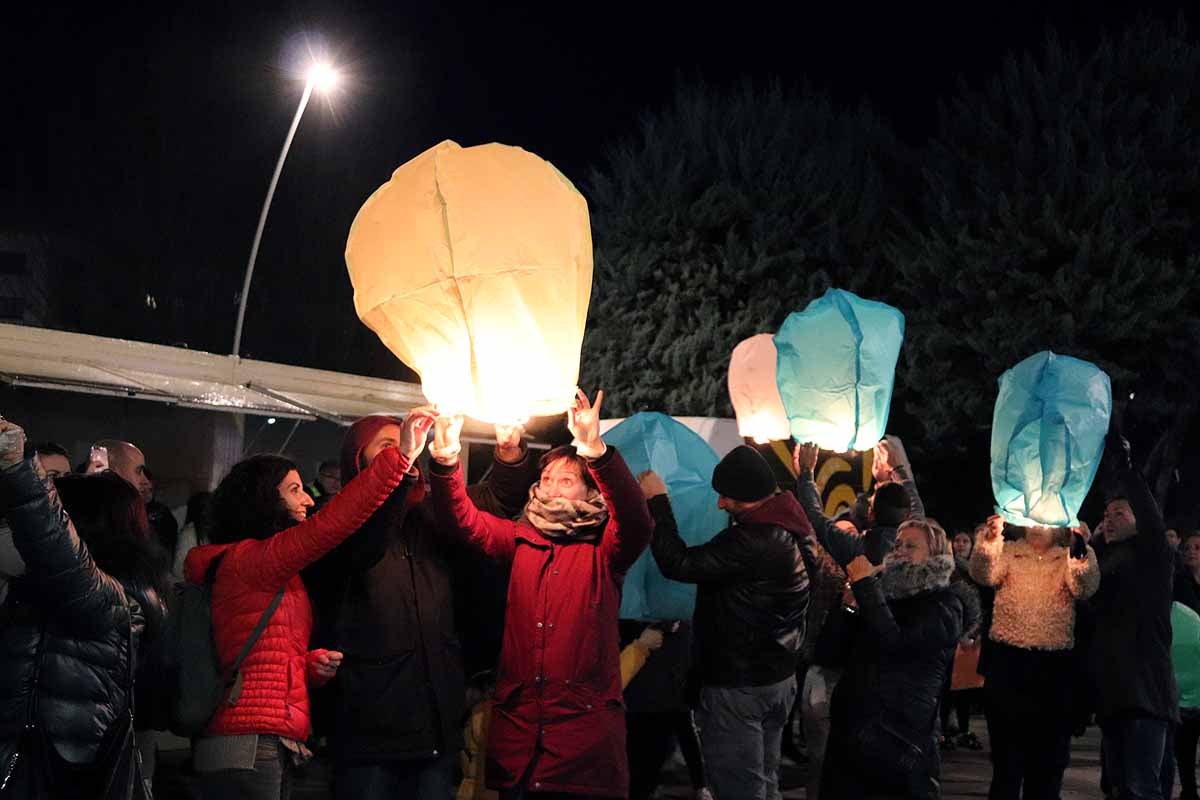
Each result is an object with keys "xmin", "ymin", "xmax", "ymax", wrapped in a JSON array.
[
  {"xmin": 794, "ymin": 463, "xmax": 924, "ymax": 567},
  {"xmin": 0, "ymin": 458, "xmax": 165, "ymax": 767},
  {"xmin": 620, "ymin": 621, "xmax": 693, "ymax": 714},
  {"xmin": 428, "ymin": 447, "xmax": 653, "ymax": 798},
  {"xmin": 970, "ymin": 535, "xmax": 1099, "ymax": 651},
  {"xmin": 950, "ymin": 556, "xmax": 984, "ymax": 640},
  {"xmin": 651, "ymin": 492, "xmax": 811, "ymax": 688},
  {"xmin": 822, "ymin": 556, "xmax": 966, "ymax": 800},
  {"xmin": 1088, "ymin": 466, "xmax": 1179, "ymax": 723},
  {"xmin": 183, "ymin": 446, "xmax": 411, "ymax": 743},
  {"xmin": 307, "ymin": 415, "xmax": 534, "ymax": 766}
]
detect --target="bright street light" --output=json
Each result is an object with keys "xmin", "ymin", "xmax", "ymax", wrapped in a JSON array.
[{"xmin": 232, "ymin": 61, "xmax": 340, "ymax": 356}]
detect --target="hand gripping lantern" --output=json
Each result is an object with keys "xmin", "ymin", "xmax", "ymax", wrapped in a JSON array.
[{"xmin": 346, "ymin": 140, "xmax": 593, "ymax": 423}]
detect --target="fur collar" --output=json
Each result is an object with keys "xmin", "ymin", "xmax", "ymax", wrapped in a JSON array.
[{"xmin": 880, "ymin": 553, "xmax": 954, "ymax": 600}]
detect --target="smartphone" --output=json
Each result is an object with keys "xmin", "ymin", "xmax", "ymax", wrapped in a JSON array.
[{"xmin": 88, "ymin": 445, "xmax": 109, "ymax": 473}]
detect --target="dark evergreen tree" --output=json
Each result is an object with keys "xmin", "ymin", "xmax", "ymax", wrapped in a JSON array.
[
  {"xmin": 893, "ymin": 17, "xmax": 1200, "ymax": 457},
  {"xmin": 581, "ymin": 79, "xmax": 905, "ymax": 417}
]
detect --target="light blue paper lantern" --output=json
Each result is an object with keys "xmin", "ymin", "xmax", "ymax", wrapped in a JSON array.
[
  {"xmin": 603, "ymin": 412, "xmax": 726, "ymax": 621},
  {"xmin": 773, "ymin": 288, "xmax": 906, "ymax": 451},
  {"xmin": 991, "ymin": 351, "xmax": 1112, "ymax": 527}
]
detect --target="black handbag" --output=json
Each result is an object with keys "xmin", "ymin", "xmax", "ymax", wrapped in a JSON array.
[{"xmin": 1, "ymin": 605, "xmax": 152, "ymax": 799}]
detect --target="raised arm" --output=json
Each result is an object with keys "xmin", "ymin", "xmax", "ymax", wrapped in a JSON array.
[
  {"xmin": 851, "ymin": 567, "xmax": 962, "ymax": 656},
  {"xmin": 0, "ymin": 452, "xmax": 131, "ymax": 638},
  {"xmin": 793, "ymin": 443, "xmax": 862, "ymax": 565},
  {"xmin": 466, "ymin": 425, "xmax": 539, "ymax": 519},
  {"xmin": 593, "ymin": 447, "xmax": 654, "ymax": 574},
  {"xmin": 875, "ymin": 436, "xmax": 925, "ymax": 520},
  {"xmin": 968, "ymin": 515, "xmax": 1009, "ymax": 587},
  {"xmin": 235, "ymin": 445, "xmax": 414, "ymax": 589},
  {"xmin": 1064, "ymin": 544, "xmax": 1100, "ymax": 599}
]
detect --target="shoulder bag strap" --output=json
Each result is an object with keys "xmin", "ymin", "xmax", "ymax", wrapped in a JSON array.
[{"xmin": 224, "ymin": 588, "xmax": 285, "ymax": 706}]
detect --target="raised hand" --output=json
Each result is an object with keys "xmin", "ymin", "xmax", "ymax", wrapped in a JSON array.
[
  {"xmin": 431, "ymin": 413, "xmax": 465, "ymax": 465},
  {"xmin": 638, "ymin": 470, "xmax": 668, "ymax": 500},
  {"xmin": 0, "ymin": 419, "xmax": 26, "ymax": 470},
  {"xmin": 495, "ymin": 423, "xmax": 525, "ymax": 464},
  {"xmin": 846, "ymin": 554, "xmax": 882, "ymax": 583},
  {"xmin": 794, "ymin": 442, "xmax": 820, "ymax": 474},
  {"xmin": 983, "ymin": 514, "xmax": 1005, "ymax": 543},
  {"xmin": 568, "ymin": 388, "xmax": 606, "ymax": 458},
  {"xmin": 401, "ymin": 409, "xmax": 438, "ymax": 462}
]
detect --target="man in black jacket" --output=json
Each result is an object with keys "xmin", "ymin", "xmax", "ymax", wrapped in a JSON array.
[
  {"xmin": 1091, "ymin": 433, "xmax": 1179, "ymax": 800},
  {"xmin": 306, "ymin": 414, "xmax": 535, "ymax": 800},
  {"xmin": 648, "ymin": 445, "xmax": 810, "ymax": 800}
]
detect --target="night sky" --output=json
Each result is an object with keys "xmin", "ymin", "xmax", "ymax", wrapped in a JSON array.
[{"xmin": 4, "ymin": 0, "xmax": 1195, "ymax": 381}]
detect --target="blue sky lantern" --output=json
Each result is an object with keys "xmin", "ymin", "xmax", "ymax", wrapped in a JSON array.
[
  {"xmin": 991, "ymin": 351, "xmax": 1112, "ymax": 527},
  {"xmin": 773, "ymin": 288, "xmax": 905, "ymax": 451},
  {"xmin": 603, "ymin": 412, "xmax": 726, "ymax": 621}
]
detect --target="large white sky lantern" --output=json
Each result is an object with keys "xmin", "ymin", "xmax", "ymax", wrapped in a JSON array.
[
  {"xmin": 345, "ymin": 140, "xmax": 593, "ymax": 423},
  {"xmin": 728, "ymin": 334, "xmax": 791, "ymax": 444},
  {"xmin": 773, "ymin": 288, "xmax": 905, "ymax": 452}
]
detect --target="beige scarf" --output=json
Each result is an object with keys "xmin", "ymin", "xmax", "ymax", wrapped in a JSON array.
[{"xmin": 524, "ymin": 484, "xmax": 609, "ymax": 542}]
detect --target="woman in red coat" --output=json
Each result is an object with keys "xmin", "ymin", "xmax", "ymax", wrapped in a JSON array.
[
  {"xmin": 428, "ymin": 389, "xmax": 654, "ymax": 800},
  {"xmin": 185, "ymin": 410, "xmax": 435, "ymax": 800}
]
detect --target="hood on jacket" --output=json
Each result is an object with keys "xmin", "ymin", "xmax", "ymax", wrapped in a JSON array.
[
  {"xmin": 340, "ymin": 415, "xmax": 427, "ymax": 508},
  {"xmin": 183, "ymin": 542, "xmax": 234, "ymax": 584},
  {"xmin": 736, "ymin": 492, "xmax": 814, "ymax": 538}
]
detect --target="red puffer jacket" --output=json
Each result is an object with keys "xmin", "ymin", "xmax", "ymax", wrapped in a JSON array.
[{"xmin": 184, "ymin": 446, "xmax": 411, "ymax": 741}]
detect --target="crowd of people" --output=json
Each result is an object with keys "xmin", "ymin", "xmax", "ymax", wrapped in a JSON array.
[{"xmin": 0, "ymin": 392, "xmax": 1194, "ymax": 800}]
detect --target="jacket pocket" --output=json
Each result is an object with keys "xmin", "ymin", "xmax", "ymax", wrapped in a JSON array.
[{"xmin": 338, "ymin": 650, "xmax": 428, "ymax": 734}]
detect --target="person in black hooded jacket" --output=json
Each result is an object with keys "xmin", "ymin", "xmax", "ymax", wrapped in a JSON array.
[
  {"xmin": 303, "ymin": 413, "xmax": 535, "ymax": 800},
  {"xmin": 821, "ymin": 518, "xmax": 975, "ymax": 800},
  {"xmin": 0, "ymin": 418, "xmax": 167, "ymax": 798}
]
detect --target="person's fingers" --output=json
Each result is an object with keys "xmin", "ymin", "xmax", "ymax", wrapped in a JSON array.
[{"xmin": 592, "ymin": 390, "xmax": 604, "ymax": 416}]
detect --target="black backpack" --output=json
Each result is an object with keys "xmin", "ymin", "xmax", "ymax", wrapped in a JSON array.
[{"xmin": 164, "ymin": 555, "xmax": 284, "ymax": 737}]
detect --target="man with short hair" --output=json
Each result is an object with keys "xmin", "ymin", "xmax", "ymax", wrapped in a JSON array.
[
  {"xmin": 648, "ymin": 444, "xmax": 811, "ymax": 800},
  {"xmin": 1090, "ymin": 432, "xmax": 1178, "ymax": 800},
  {"xmin": 22, "ymin": 442, "xmax": 71, "ymax": 480},
  {"xmin": 308, "ymin": 460, "xmax": 342, "ymax": 509},
  {"xmin": 91, "ymin": 439, "xmax": 152, "ymax": 499}
]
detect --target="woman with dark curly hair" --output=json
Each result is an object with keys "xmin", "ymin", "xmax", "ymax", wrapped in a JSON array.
[
  {"xmin": 0, "ymin": 419, "xmax": 168, "ymax": 799},
  {"xmin": 185, "ymin": 409, "xmax": 436, "ymax": 800}
]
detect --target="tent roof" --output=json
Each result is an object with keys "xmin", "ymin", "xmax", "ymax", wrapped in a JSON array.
[{"xmin": 0, "ymin": 322, "xmax": 429, "ymax": 426}]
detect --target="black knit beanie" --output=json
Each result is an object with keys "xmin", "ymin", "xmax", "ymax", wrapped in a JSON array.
[{"xmin": 711, "ymin": 445, "xmax": 777, "ymax": 502}]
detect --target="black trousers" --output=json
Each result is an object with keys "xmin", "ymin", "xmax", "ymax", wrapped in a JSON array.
[
  {"xmin": 1178, "ymin": 716, "xmax": 1200, "ymax": 799},
  {"xmin": 625, "ymin": 711, "xmax": 707, "ymax": 800},
  {"xmin": 982, "ymin": 643, "xmax": 1076, "ymax": 800}
]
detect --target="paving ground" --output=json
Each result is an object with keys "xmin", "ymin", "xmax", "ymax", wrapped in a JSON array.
[{"xmin": 152, "ymin": 722, "xmax": 1110, "ymax": 798}]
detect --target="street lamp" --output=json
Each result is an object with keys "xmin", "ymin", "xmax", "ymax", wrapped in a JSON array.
[{"xmin": 231, "ymin": 62, "xmax": 339, "ymax": 356}]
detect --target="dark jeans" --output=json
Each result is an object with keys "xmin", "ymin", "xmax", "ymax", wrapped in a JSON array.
[
  {"xmin": 1177, "ymin": 716, "xmax": 1200, "ymax": 800},
  {"xmin": 1101, "ymin": 717, "xmax": 1172, "ymax": 800},
  {"xmin": 697, "ymin": 675, "xmax": 796, "ymax": 800},
  {"xmin": 984, "ymin": 686, "xmax": 1072, "ymax": 800},
  {"xmin": 194, "ymin": 736, "xmax": 291, "ymax": 800},
  {"xmin": 626, "ymin": 711, "xmax": 707, "ymax": 799},
  {"xmin": 334, "ymin": 751, "xmax": 455, "ymax": 800}
]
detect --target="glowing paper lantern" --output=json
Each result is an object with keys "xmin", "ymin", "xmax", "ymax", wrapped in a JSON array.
[
  {"xmin": 773, "ymin": 288, "xmax": 905, "ymax": 451},
  {"xmin": 345, "ymin": 140, "xmax": 592, "ymax": 423},
  {"xmin": 990, "ymin": 351, "xmax": 1112, "ymax": 527},
  {"xmin": 728, "ymin": 334, "xmax": 792, "ymax": 444},
  {"xmin": 603, "ymin": 412, "xmax": 726, "ymax": 621}
]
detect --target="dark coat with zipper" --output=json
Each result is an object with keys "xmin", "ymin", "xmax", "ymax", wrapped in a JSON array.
[
  {"xmin": 306, "ymin": 416, "xmax": 535, "ymax": 766},
  {"xmin": 650, "ymin": 492, "xmax": 811, "ymax": 688},
  {"xmin": 821, "ymin": 567, "xmax": 965, "ymax": 800},
  {"xmin": 0, "ymin": 458, "xmax": 164, "ymax": 767}
]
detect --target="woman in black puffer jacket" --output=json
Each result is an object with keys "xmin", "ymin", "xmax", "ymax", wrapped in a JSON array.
[
  {"xmin": 0, "ymin": 420, "xmax": 167, "ymax": 798},
  {"xmin": 821, "ymin": 518, "xmax": 977, "ymax": 800}
]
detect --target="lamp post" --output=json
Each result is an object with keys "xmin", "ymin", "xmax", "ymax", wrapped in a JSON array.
[{"xmin": 232, "ymin": 62, "xmax": 338, "ymax": 356}]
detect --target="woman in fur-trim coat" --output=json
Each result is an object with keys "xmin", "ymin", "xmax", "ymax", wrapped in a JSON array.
[
  {"xmin": 822, "ymin": 518, "xmax": 976, "ymax": 800},
  {"xmin": 969, "ymin": 514, "xmax": 1100, "ymax": 800}
]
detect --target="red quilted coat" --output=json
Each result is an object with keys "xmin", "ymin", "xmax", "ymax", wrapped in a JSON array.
[
  {"xmin": 183, "ymin": 446, "xmax": 411, "ymax": 742},
  {"xmin": 429, "ymin": 447, "xmax": 653, "ymax": 798}
]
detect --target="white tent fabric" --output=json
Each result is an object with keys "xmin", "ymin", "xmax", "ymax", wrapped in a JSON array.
[{"xmin": 0, "ymin": 322, "xmax": 428, "ymax": 426}]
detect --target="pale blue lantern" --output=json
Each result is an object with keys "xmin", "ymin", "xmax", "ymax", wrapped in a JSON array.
[
  {"xmin": 991, "ymin": 351, "xmax": 1112, "ymax": 527},
  {"xmin": 603, "ymin": 412, "xmax": 726, "ymax": 621},
  {"xmin": 773, "ymin": 288, "xmax": 905, "ymax": 451}
]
